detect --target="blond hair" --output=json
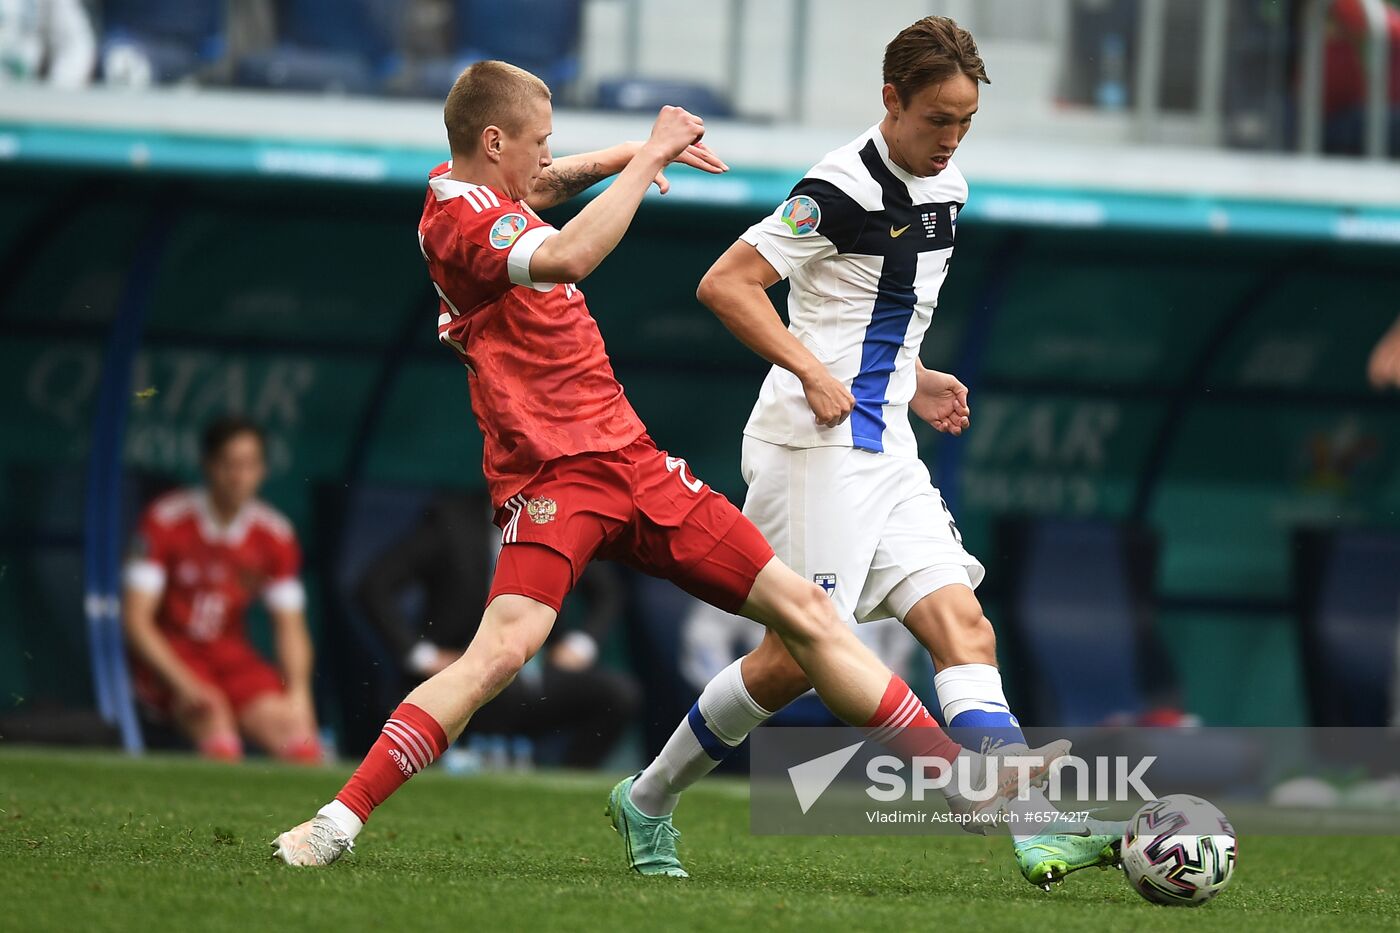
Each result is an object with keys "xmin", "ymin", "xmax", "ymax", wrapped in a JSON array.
[{"xmin": 444, "ymin": 60, "xmax": 552, "ymax": 155}]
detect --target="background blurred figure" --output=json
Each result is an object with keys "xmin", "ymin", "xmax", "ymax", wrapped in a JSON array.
[
  {"xmin": 0, "ymin": 0, "xmax": 95, "ymax": 87},
  {"xmin": 1317, "ymin": 0, "xmax": 1400, "ymax": 156},
  {"xmin": 122, "ymin": 416, "xmax": 322, "ymax": 764},
  {"xmin": 355, "ymin": 492, "xmax": 638, "ymax": 768}
]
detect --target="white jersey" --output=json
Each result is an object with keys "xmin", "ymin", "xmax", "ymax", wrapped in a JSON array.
[{"xmin": 740, "ymin": 124, "xmax": 966, "ymax": 457}]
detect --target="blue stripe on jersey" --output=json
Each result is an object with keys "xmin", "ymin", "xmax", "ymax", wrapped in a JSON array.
[
  {"xmin": 687, "ymin": 702, "xmax": 732, "ymax": 762},
  {"xmin": 849, "ymin": 252, "xmax": 918, "ymax": 453}
]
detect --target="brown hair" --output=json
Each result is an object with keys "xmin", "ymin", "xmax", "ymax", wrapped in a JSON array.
[
  {"xmin": 200, "ymin": 415, "xmax": 265, "ymax": 463},
  {"xmin": 444, "ymin": 60, "xmax": 552, "ymax": 156},
  {"xmin": 883, "ymin": 16, "xmax": 989, "ymax": 103}
]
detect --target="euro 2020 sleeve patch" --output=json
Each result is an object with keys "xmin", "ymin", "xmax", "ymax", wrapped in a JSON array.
[
  {"xmin": 778, "ymin": 195, "xmax": 821, "ymax": 236},
  {"xmin": 489, "ymin": 213, "xmax": 529, "ymax": 249}
]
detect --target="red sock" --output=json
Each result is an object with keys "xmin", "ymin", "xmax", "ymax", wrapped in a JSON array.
[
  {"xmin": 335, "ymin": 703, "xmax": 448, "ymax": 823},
  {"xmin": 277, "ymin": 736, "xmax": 324, "ymax": 766},
  {"xmin": 862, "ymin": 675, "xmax": 963, "ymax": 763},
  {"xmin": 198, "ymin": 733, "xmax": 243, "ymax": 762}
]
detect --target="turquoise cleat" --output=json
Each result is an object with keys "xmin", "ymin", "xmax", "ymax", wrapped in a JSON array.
[
  {"xmin": 1013, "ymin": 819, "xmax": 1125, "ymax": 891},
  {"xmin": 606, "ymin": 773, "xmax": 689, "ymax": 878}
]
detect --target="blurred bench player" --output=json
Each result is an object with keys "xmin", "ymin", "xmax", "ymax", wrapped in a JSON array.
[
  {"xmin": 123, "ymin": 416, "xmax": 322, "ymax": 764},
  {"xmin": 273, "ymin": 60, "xmax": 1065, "ymax": 867},
  {"xmin": 611, "ymin": 17, "xmax": 1124, "ymax": 889}
]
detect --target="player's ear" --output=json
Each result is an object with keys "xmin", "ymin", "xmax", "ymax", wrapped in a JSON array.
[
  {"xmin": 481, "ymin": 125, "xmax": 504, "ymax": 162},
  {"xmin": 881, "ymin": 84, "xmax": 902, "ymax": 119}
]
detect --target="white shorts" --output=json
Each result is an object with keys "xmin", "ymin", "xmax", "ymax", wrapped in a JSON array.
[{"xmin": 740, "ymin": 435, "xmax": 985, "ymax": 624}]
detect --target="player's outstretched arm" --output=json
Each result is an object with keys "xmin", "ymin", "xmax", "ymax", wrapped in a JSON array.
[
  {"xmin": 698, "ymin": 241, "xmax": 855, "ymax": 428},
  {"xmin": 527, "ymin": 141, "xmax": 726, "ymax": 211},
  {"xmin": 529, "ymin": 106, "xmax": 709, "ymax": 284}
]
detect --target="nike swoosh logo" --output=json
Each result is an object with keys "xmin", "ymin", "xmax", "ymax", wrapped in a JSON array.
[{"xmin": 890, "ymin": 224, "xmax": 910, "ymax": 238}]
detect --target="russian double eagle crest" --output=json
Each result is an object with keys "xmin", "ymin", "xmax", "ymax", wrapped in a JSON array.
[{"xmin": 526, "ymin": 497, "xmax": 557, "ymax": 524}]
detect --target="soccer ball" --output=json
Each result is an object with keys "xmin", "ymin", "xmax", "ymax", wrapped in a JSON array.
[{"xmin": 1121, "ymin": 794, "xmax": 1236, "ymax": 906}]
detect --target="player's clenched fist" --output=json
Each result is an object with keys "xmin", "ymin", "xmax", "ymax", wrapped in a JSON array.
[
  {"xmin": 802, "ymin": 368, "xmax": 856, "ymax": 428},
  {"xmin": 645, "ymin": 105, "xmax": 706, "ymax": 162}
]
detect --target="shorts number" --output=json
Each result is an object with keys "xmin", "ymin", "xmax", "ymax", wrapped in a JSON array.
[
  {"xmin": 665, "ymin": 456, "xmax": 703, "ymax": 494},
  {"xmin": 939, "ymin": 495, "xmax": 963, "ymax": 545}
]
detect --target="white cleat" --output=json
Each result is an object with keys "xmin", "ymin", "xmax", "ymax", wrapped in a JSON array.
[{"xmin": 271, "ymin": 815, "xmax": 354, "ymax": 867}]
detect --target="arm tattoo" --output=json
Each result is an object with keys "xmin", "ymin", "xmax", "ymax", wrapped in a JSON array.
[{"xmin": 538, "ymin": 161, "xmax": 610, "ymax": 203}]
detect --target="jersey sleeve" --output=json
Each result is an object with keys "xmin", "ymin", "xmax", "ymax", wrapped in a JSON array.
[
  {"xmin": 426, "ymin": 195, "xmax": 562, "ymax": 305},
  {"xmin": 262, "ymin": 528, "xmax": 306, "ymax": 614},
  {"xmin": 122, "ymin": 506, "xmax": 170, "ymax": 596},
  {"xmin": 739, "ymin": 178, "xmax": 867, "ymax": 279}
]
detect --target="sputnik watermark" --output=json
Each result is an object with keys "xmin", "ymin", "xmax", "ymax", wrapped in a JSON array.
[
  {"xmin": 787, "ymin": 743, "xmax": 1157, "ymax": 815},
  {"xmin": 867, "ymin": 754, "xmax": 1157, "ymax": 803}
]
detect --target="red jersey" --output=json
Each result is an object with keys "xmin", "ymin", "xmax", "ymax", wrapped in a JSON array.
[
  {"xmin": 124, "ymin": 488, "xmax": 305, "ymax": 644},
  {"xmin": 417, "ymin": 162, "xmax": 646, "ymax": 505}
]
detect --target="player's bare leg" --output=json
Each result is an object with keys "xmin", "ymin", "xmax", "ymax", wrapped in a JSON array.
[
  {"xmin": 273, "ymin": 594, "xmax": 556, "ymax": 866},
  {"xmin": 238, "ymin": 693, "xmax": 322, "ymax": 765}
]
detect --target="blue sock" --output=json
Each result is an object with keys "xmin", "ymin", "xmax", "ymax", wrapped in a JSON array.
[
  {"xmin": 948, "ymin": 706, "xmax": 1025, "ymax": 755},
  {"xmin": 936, "ymin": 663, "xmax": 1026, "ymax": 755}
]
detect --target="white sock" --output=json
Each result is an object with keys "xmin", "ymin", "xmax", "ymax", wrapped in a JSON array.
[
  {"xmin": 934, "ymin": 664, "xmax": 1062, "ymax": 841},
  {"xmin": 629, "ymin": 659, "xmax": 773, "ymax": 817},
  {"xmin": 318, "ymin": 799, "xmax": 364, "ymax": 841},
  {"xmin": 933, "ymin": 663, "xmax": 1015, "ymax": 726}
]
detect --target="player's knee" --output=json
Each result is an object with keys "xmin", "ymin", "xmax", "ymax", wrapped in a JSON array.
[
  {"xmin": 473, "ymin": 599, "xmax": 551, "ymax": 684},
  {"xmin": 479, "ymin": 636, "xmax": 531, "ymax": 686},
  {"xmin": 779, "ymin": 582, "xmax": 841, "ymax": 645}
]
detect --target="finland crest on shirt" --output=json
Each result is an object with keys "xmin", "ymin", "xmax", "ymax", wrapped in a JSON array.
[{"xmin": 740, "ymin": 124, "xmax": 966, "ymax": 458}]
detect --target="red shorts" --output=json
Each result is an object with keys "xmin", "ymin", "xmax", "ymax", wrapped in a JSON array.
[
  {"xmin": 488, "ymin": 436, "xmax": 775, "ymax": 613},
  {"xmin": 133, "ymin": 635, "xmax": 286, "ymax": 717}
]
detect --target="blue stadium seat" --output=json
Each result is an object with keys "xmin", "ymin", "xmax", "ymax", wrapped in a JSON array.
[
  {"xmin": 997, "ymin": 519, "xmax": 1158, "ymax": 726},
  {"xmin": 596, "ymin": 78, "xmax": 734, "ymax": 118},
  {"xmin": 1296, "ymin": 529, "xmax": 1400, "ymax": 726},
  {"xmin": 234, "ymin": 0, "xmax": 404, "ymax": 95},
  {"xmin": 404, "ymin": 0, "xmax": 583, "ymax": 100},
  {"xmin": 456, "ymin": 0, "xmax": 581, "ymax": 88},
  {"xmin": 100, "ymin": 0, "xmax": 225, "ymax": 83}
]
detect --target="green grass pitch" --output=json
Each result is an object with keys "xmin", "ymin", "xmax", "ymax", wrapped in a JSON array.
[{"xmin": 2, "ymin": 747, "xmax": 1398, "ymax": 932}]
